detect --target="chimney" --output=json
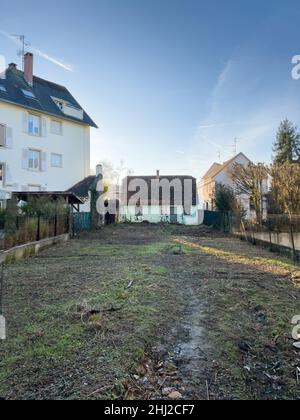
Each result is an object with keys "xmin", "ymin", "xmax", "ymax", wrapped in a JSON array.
[
  {"xmin": 96, "ymin": 164, "xmax": 104, "ymax": 195},
  {"xmin": 156, "ymin": 170, "xmax": 160, "ymax": 178},
  {"xmin": 24, "ymin": 53, "xmax": 33, "ymax": 86},
  {"xmin": 9, "ymin": 63, "xmax": 17, "ymax": 70}
]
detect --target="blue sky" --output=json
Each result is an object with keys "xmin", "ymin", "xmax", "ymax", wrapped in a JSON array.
[{"xmin": 1, "ymin": 0, "xmax": 300, "ymax": 177}]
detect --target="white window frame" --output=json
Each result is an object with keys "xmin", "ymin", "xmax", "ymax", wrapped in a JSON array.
[
  {"xmin": 50, "ymin": 119, "xmax": 63, "ymax": 136},
  {"xmin": 28, "ymin": 114, "xmax": 41, "ymax": 136},
  {"xmin": 28, "ymin": 149, "xmax": 41, "ymax": 171},
  {"xmin": 51, "ymin": 153, "xmax": 63, "ymax": 168}
]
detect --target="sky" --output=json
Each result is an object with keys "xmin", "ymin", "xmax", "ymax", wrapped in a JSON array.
[{"xmin": 1, "ymin": 0, "xmax": 300, "ymax": 177}]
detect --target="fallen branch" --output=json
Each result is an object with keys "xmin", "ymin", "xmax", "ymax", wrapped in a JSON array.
[{"xmin": 87, "ymin": 307, "xmax": 123, "ymax": 315}]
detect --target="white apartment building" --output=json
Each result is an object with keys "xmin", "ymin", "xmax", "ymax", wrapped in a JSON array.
[{"xmin": 0, "ymin": 53, "xmax": 97, "ymax": 207}]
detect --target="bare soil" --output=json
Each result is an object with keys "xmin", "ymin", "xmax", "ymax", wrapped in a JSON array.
[{"xmin": 0, "ymin": 224, "xmax": 299, "ymax": 400}]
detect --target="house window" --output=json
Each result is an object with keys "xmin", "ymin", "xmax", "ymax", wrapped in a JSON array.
[
  {"xmin": 51, "ymin": 153, "xmax": 63, "ymax": 168},
  {"xmin": 50, "ymin": 120, "xmax": 62, "ymax": 135},
  {"xmin": 28, "ymin": 150, "xmax": 41, "ymax": 171},
  {"xmin": 54, "ymin": 99, "xmax": 64, "ymax": 111},
  {"xmin": 28, "ymin": 114, "xmax": 41, "ymax": 136},
  {"xmin": 21, "ymin": 89, "xmax": 36, "ymax": 99},
  {"xmin": 52, "ymin": 97, "xmax": 84, "ymax": 120},
  {"xmin": 0, "ymin": 85, "xmax": 6, "ymax": 92}
]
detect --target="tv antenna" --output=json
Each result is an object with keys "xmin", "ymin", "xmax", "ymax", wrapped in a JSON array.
[
  {"xmin": 232, "ymin": 137, "xmax": 240, "ymax": 156},
  {"xmin": 217, "ymin": 150, "xmax": 222, "ymax": 163},
  {"xmin": 10, "ymin": 35, "xmax": 30, "ymax": 71}
]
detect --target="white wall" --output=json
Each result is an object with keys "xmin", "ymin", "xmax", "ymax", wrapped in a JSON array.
[
  {"xmin": 214, "ymin": 154, "xmax": 251, "ymax": 186},
  {"xmin": 202, "ymin": 153, "xmax": 268, "ymax": 219},
  {"xmin": 0, "ymin": 101, "xmax": 91, "ymax": 193}
]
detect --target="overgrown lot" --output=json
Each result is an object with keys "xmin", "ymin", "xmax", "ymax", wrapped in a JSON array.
[{"xmin": 0, "ymin": 224, "xmax": 299, "ymax": 400}]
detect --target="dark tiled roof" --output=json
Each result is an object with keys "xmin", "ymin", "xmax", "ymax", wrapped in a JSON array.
[
  {"xmin": 12, "ymin": 191, "xmax": 83, "ymax": 205},
  {"xmin": 67, "ymin": 176, "xmax": 96, "ymax": 198},
  {"xmin": 0, "ymin": 65, "xmax": 98, "ymax": 128},
  {"xmin": 122, "ymin": 175, "xmax": 197, "ymax": 206}
]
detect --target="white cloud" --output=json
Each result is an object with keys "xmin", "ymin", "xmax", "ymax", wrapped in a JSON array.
[{"xmin": 30, "ymin": 46, "xmax": 73, "ymax": 72}]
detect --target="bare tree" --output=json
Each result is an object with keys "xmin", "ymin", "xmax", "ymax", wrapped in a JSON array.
[
  {"xmin": 269, "ymin": 163, "xmax": 300, "ymax": 259},
  {"xmin": 269, "ymin": 163, "xmax": 300, "ymax": 214},
  {"xmin": 230, "ymin": 163, "xmax": 268, "ymax": 224}
]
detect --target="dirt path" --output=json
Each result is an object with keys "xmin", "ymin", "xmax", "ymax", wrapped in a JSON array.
[{"xmin": 0, "ymin": 224, "xmax": 299, "ymax": 400}]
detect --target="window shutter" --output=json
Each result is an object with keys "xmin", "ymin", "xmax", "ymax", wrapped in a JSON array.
[
  {"xmin": 22, "ymin": 113, "xmax": 28, "ymax": 133},
  {"xmin": 5, "ymin": 165, "xmax": 12, "ymax": 185},
  {"xmin": 5, "ymin": 127, "xmax": 13, "ymax": 148},
  {"xmin": 22, "ymin": 149, "xmax": 29, "ymax": 169},
  {"xmin": 41, "ymin": 152, "xmax": 47, "ymax": 172},
  {"xmin": 41, "ymin": 117, "xmax": 47, "ymax": 137},
  {"xmin": 0, "ymin": 125, "xmax": 5, "ymax": 147}
]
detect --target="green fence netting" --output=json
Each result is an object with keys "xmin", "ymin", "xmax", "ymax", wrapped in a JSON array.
[
  {"xmin": 73, "ymin": 212, "xmax": 92, "ymax": 234},
  {"xmin": 203, "ymin": 210, "xmax": 232, "ymax": 233}
]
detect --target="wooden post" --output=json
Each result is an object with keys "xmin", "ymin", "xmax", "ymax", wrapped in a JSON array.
[
  {"xmin": 54, "ymin": 213, "xmax": 57, "ymax": 237},
  {"xmin": 36, "ymin": 215, "xmax": 40, "ymax": 242},
  {"xmin": 289, "ymin": 216, "xmax": 297, "ymax": 261}
]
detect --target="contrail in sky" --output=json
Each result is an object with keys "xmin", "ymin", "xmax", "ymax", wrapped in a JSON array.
[
  {"xmin": 198, "ymin": 121, "xmax": 245, "ymax": 129},
  {"xmin": 1, "ymin": 31, "xmax": 73, "ymax": 72}
]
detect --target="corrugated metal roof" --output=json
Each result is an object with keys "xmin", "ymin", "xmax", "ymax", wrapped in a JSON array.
[{"xmin": 0, "ymin": 65, "xmax": 98, "ymax": 128}]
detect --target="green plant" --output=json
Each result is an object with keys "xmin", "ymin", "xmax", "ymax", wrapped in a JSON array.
[
  {"xmin": 215, "ymin": 184, "xmax": 237, "ymax": 213},
  {"xmin": 21, "ymin": 197, "xmax": 68, "ymax": 219},
  {"xmin": 18, "ymin": 218, "xmax": 38, "ymax": 244},
  {"xmin": 3, "ymin": 199, "xmax": 19, "ymax": 249}
]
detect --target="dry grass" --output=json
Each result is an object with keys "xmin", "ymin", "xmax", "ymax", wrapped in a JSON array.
[{"xmin": 0, "ymin": 224, "xmax": 299, "ymax": 400}]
